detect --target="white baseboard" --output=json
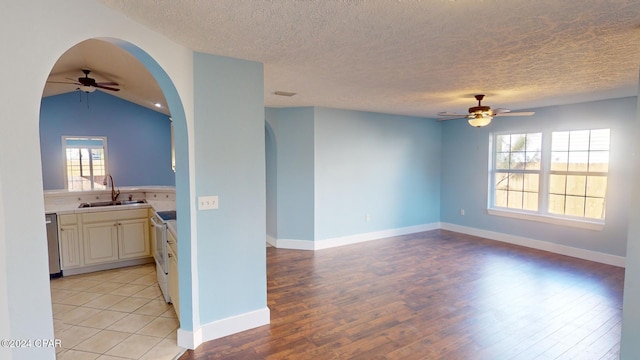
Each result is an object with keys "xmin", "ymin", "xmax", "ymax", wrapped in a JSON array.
[
  {"xmin": 177, "ymin": 307, "xmax": 270, "ymax": 350},
  {"xmin": 274, "ymin": 223, "xmax": 440, "ymax": 250},
  {"xmin": 177, "ymin": 327, "xmax": 202, "ymax": 351},
  {"xmin": 274, "ymin": 238, "xmax": 315, "ymax": 250},
  {"xmin": 271, "ymin": 222, "xmax": 624, "ymax": 267},
  {"xmin": 62, "ymin": 257, "xmax": 154, "ymax": 276},
  {"xmin": 266, "ymin": 234, "xmax": 277, "ymax": 247},
  {"xmin": 440, "ymin": 222, "xmax": 626, "ymax": 268}
]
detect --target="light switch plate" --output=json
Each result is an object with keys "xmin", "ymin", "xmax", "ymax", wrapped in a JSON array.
[{"xmin": 198, "ymin": 195, "xmax": 218, "ymax": 210}]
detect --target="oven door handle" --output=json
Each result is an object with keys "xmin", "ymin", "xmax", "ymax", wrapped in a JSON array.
[{"xmin": 150, "ymin": 216, "xmax": 166, "ymax": 229}]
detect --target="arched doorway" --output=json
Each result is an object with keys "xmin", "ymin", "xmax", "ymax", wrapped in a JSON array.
[{"xmin": 39, "ymin": 37, "xmax": 191, "ymax": 358}]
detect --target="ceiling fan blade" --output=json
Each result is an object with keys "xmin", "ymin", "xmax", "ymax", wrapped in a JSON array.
[
  {"xmin": 94, "ymin": 84, "xmax": 120, "ymax": 91},
  {"xmin": 437, "ymin": 116, "xmax": 469, "ymax": 122},
  {"xmin": 437, "ymin": 112, "xmax": 468, "ymax": 117},
  {"xmin": 47, "ymin": 81, "xmax": 81, "ymax": 85},
  {"xmin": 494, "ymin": 111, "xmax": 535, "ymax": 117},
  {"xmin": 96, "ymin": 81, "xmax": 119, "ymax": 86}
]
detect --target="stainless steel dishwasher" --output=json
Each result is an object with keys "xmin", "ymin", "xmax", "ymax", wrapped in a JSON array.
[{"xmin": 46, "ymin": 213, "xmax": 62, "ymax": 278}]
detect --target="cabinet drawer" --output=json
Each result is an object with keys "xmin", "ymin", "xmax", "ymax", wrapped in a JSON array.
[
  {"xmin": 59, "ymin": 214, "xmax": 78, "ymax": 226},
  {"xmin": 82, "ymin": 209, "xmax": 149, "ymax": 223}
]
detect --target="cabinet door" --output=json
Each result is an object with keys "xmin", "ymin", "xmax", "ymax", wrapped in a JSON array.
[
  {"xmin": 118, "ymin": 218, "xmax": 150, "ymax": 259},
  {"xmin": 83, "ymin": 222, "xmax": 119, "ymax": 265},
  {"xmin": 59, "ymin": 225, "xmax": 82, "ymax": 269},
  {"xmin": 168, "ymin": 246, "xmax": 180, "ymax": 319}
]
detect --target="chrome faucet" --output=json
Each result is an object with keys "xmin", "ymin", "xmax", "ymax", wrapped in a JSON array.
[{"xmin": 108, "ymin": 175, "xmax": 120, "ymax": 202}]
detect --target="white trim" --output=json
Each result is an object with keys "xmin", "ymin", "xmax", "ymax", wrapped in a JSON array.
[
  {"xmin": 440, "ymin": 222, "xmax": 625, "ymax": 267},
  {"xmin": 273, "ymin": 223, "xmax": 440, "ymax": 250},
  {"xmin": 266, "ymin": 234, "xmax": 277, "ymax": 247},
  {"xmin": 177, "ymin": 326, "xmax": 202, "ymax": 350},
  {"xmin": 487, "ymin": 208, "xmax": 605, "ymax": 231},
  {"xmin": 62, "ymin": 257, "xmax": 154, "ymax": 276},
  {"xmin": 315, "ymin": 223, "xmax": 440, "ymax": 250},
  {"xmin": 178, "ymin": 307, "xmax": 270, "ymax": 349},
  {"xmin": 274, "ymin": 238, "xmax": 316, "ymax": 250}
]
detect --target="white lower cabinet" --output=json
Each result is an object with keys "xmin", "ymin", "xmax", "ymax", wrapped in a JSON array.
[
  {"xmin": 77, "ymin": 208, "xmax": 151, "ymax": 266},
  {"xmin": 83, "ymin": 222, "xmax": 119, "ymax": 265},
  {"xmin": 119, "ymin": 218, "xmax": 151, "ymax": 259},
  {"xmin": 59, "ymin": 214, "xmax": 82, "ymax": 269},
  {"xmin": 167, "ymin": 229, "xmax": 180, "ymax": 319},
  {"xmin": 168, "ymin": 241, "xmax": 180, "ymax": 319}
]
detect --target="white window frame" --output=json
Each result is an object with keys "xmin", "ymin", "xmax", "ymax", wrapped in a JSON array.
[
  {"xmin": 62, "ymin": 136, "xmax": 109, "ymax": 191},
  {"xmin": 487, "ymin": 129, "xmax": 608, "ymax": 231}
]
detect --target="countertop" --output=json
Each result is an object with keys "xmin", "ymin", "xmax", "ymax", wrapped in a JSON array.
[
  {"xmin": 44, "ymin": 186, "xmax": 178, "ymax": 241},
  {"xmin": 44, "ymin": 186, "xmax": 176, "ymax": 214}
]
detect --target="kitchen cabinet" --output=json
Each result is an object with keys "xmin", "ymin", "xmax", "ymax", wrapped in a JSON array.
[
  {"xmin": 119, "ymin": 218, "xmax": 150, "ymax": 259},
  {"xmin": 167, "ymin": 229, "xmax": 180, "ymax": 319},
  {"xmin": 59, "ymin": 214, "xmax": 82, "ymax": 269},
  {"xmin": 83, "ymin": 222, "xmax": 119, "ymax": 265},
  {"xmin": 81, "ymin": 209, "xmax": 150, "ymax": 266}
]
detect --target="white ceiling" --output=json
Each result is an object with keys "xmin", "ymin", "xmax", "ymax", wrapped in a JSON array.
[{"xmin": 46, "ymin": 0, "xmax": 640, "ymax": 118}]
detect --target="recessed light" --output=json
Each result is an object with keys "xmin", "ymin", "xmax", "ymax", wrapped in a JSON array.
[
  {"xmin": 274, "ymin": 91, "xmax": 296, "ymax": 97},
  {"xmin": 154, "ymin": 102, "xmax": 162, "ymax": 108}
]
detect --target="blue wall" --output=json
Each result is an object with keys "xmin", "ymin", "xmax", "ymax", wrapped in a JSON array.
[
  {"xmin": 193, "ymin": 53, "xmax": 267, "ymax": 322},
  {"xmin": 313, "ymin": 107, "xmax": 441, "ymax": 239},
  {"xmin": 440, "ymin": 97, "xmax": 636, "ymax": 257},
  {"xmin": 265, "ymin": 107, "xmax": 316, "ymax": 241},
  {"xmin": 266, "ymin": 106, "xmax": 441, "ymax": 242},
  {"xmin": 40, "ymin": 91, "xmax": 174, "ymax": 189}
]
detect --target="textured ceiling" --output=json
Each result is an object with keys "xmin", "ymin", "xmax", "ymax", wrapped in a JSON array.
[{"xmin": 67, "ymin": 0, "xmax": 640, "ymax": 117}]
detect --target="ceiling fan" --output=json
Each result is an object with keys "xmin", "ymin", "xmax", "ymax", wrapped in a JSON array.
[
  {"xmin": 47, "ymin": 69, "xmax": 120, "ymax": 93},
  {"xmin": 438, "ymin": 94, "xmax": 534, "ymax": 127}
]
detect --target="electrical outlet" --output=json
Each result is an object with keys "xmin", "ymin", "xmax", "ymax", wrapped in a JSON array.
[
  {"xmin": 198, "ymin": 195, "xmax": 219, "ymax": 210},
  {"xmin": 365, "ymin": 214, "xmax": 371, "ymax": 222},
  {"xmin": 460, "ymin": 209, "xmax": 465, "ymax": 216}
]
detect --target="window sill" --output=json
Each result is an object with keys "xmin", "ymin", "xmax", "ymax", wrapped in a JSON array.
[{"xmin": 487, "ymin": 208, "xmax": 604, "ymax": 231}]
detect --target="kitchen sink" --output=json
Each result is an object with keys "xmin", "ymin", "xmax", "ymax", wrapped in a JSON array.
[{"xmin": 78, "ymin": 199, "xmax": 147, "ymax": 208}]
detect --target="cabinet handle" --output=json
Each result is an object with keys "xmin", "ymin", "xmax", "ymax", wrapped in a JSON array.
[{"xmin": 168, "ymin": 253, "xmax": 173, "ymax": 258}]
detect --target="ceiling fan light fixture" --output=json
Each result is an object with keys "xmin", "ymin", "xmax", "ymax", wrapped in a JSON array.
[
  {"xmin": 468, "ymin": 113, "xmax": 492, "ymax": 127},
  {"xmin": 77, "ymin": 85, "xmax": 96, "ymax": 93}
]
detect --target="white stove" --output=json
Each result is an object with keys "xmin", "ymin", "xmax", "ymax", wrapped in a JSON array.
[{"xmin": 150, "ymin": 210, "xmax": 176, "ymax": 303}]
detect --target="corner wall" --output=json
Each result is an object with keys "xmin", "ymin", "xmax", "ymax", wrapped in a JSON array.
[
  {"xmin": 189, "ymin": 53, "xmax": 268, "ymax": 344},
  {"xmin": 620, "ymin": 75, "xmax": 640, "ymax": 358},
  {"xmin": 266, "ymin": 108, "xmax": 316, "ymax": 242},
  {"xmin": 266, "ymin": 107, "xmax": 441, "ymax": 249},
  {"xmin": 313, "ymin": 107, "xmax": 441, "ymax": 241}
]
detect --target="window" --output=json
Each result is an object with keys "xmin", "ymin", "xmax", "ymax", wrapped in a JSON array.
[
  {"xmin": 548, "ymin": 129, "xmax": 609, "ymax": 219},
  {"xmin": 63, "ymin": 136, "xmax": 108, "ymax": 191},
  {"xmin": 489, "ymin": 129, "xmax": 610, "ymax": 228},
  {"xmin": 493, "ymin": 133, "xmax": 542, "ymax": 211}
]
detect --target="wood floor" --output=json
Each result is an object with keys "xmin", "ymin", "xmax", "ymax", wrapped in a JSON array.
[{"xmin": 179, "ymin": 230, "xmax": 624, "ymax": 359}]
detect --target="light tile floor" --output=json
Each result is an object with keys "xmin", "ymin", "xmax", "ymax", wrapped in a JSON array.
[{"xmin": 51, "ymin": 263, "xmax": 186, "ymax": 360}]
